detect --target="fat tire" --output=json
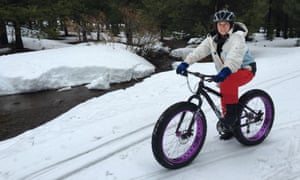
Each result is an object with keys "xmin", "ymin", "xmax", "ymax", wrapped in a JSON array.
[
  {"xmin": 151, "ymin": 102, "xmax": 207, "ymax": 169},
  {"xmin": 234, "ymin": 89, "xmax": 275, "ymax": 146}
]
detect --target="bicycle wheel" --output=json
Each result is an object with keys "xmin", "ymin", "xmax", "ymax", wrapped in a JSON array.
[
  {"xmin": 151, "ymin": 102, "xmax": 207, "ymax": 169},
  {"xmin": 234, "ymin": 89, "xmax": 274, "ymax": 146}
]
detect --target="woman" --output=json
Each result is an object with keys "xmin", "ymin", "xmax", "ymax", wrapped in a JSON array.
[{"xmin": 176, "ymin": 9, "xmax": 256, "ymax": 140}]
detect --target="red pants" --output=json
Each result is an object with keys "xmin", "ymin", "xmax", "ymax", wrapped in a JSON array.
[{"xmin": 220, "ymin": 69, "xmax": 254, "ymax": 115}]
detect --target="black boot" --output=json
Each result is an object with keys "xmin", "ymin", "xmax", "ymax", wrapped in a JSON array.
[
  {"xmin": 223, "ymin": 104, "xmax": 240, "ymax": 126},
  {"xmin": 217, "ymin": 121, "xmax": 234, "ymax": 140},
  {"xmin": 219, "ymin": 130, "xmax": 234, "ymax": 140},
  {"xmin": 219, "ymin": 104, "xmax": 240, "ymax": 140}
]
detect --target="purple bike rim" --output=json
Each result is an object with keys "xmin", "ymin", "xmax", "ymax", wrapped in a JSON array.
[
  {"xmin": 162, "ymin": 111, "xmax": 204, "ymax": 164},
  {"xmin": 243, "ymin": 96, "xmax": 273, "ymax": 141}
]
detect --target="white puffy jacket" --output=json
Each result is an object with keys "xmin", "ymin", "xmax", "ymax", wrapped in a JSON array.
[{"xmin": 184, "ymin": 22, "xmax": 255, "ymax": 73}]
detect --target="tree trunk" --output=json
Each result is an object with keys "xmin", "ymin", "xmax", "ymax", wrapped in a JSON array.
[
  {"xmin": 80, "ymin": 20, "xmax": 87, "ymax": 42},
  {"xmin": 266, "ymin": 0, "xmax": 274, "ymax": 40},
  {"xmin": 160, "ymin": 25, "xmax": 164, "ymax": 41},
  {"xmin": 96, "ymin": 23, "xmax": 100, "ymax": 41},
  {"xmin": 14, "ymin": 22, "xmax": 24, "ymax": 49},
  {"xmin": 0, "ymin": 21, "xmax": 8, "ymax": 47},
  {"xmin": 63, "ymin": 19, "xmax": 69, "ymax": 37},
  {"xmin": 283, "ymin": 14, "xmax": 289, "ymax": 39},
  {"xmin": 125, "ymin": 26, "xmax": 133, "ymax": 46},
  {"xmin": 82, "ymin": 29, "xmax": 87, "ymax": 42}
]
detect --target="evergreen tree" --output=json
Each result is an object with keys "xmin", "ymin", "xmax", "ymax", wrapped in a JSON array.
[
  {"xmin": 141, "ymin": 0, "xmax": 173, "ymax": 40},
  {"xmin": 0, "ymin": 0, "xmax": 298, "ymax": 50},
  {"xmin": 2, "ymin": 0, "xmax": 45, "ymax": 49}
]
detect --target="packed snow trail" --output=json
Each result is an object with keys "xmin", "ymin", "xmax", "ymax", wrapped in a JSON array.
[{"xmin": 20, "ymin": 124, "xmax": 153, "ymax": 180}]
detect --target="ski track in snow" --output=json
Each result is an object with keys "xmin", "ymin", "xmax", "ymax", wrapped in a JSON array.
[
  {"xmin": 246, "ymin": 69, "xmax": 300, "ymax": 90},
  {"xmin": 15, "ymin": 64, "xmax": 300, "ymax": 180},
  {"xmin": 129, "ymin": 120, "xmax": 300, "ymax": 180},
  {"xmin": 256, "ymin": 123, "xmax": 300, "ymax": 180},
  {"xmin": 20, "ymin": 124, "xmax": 154, "ymax": 180}
]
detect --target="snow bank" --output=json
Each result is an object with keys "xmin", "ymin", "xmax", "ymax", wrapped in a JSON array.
[{"xmin": 0, "ymin": 43, "xmax": 155, "ymax": 96}]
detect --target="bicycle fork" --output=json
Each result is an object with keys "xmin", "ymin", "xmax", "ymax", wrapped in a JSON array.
[
  {"xmin": 175, "ymin": 95, "xmax": 204, "ymax": 139},
  {"xmin": 175, "ymin": 108, "xmax": 202, "ymax": 139}
]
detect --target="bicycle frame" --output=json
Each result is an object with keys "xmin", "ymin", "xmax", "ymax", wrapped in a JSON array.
[
  {"xmin": 175, "ymin": 72, "xmax": 224, "ymax": 137},
  {"xmin": 184, "ymin": 71, "xmax": 264, "ymax": 129},
  {"xmin": 186, "ymin": 73, "xmax": 223, "ymax": 121}
]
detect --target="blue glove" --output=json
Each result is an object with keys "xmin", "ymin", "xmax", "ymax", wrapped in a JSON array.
[
  {"xmin": 176, "ymin": 62, "xmax": 189, "ymax": 75},
  {"xmin": 213, "ymin": 67, "xmax": 232, "ymax": 82}
]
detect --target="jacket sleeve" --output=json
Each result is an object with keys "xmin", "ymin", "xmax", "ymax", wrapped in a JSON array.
[
  {"xmin": 184, "ymin": 38, "xmax": 211, "ymax": 64},
  {"xmin": 224, "ymin": 32, "xmax": 247, "ymax": 73}
]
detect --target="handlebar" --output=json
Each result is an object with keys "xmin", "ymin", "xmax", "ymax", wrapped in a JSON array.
[{"xmin": 186, "ymin": 71, "xmax": 216, "ymax": 82}]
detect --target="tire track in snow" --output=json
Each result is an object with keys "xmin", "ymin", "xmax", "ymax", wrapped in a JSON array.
[
  {"xmin": 246, "ymin": 69, "xmax": 300, "ymax": 90},
  {"xmin": 254, "ymin": 120, "xmax": 300, "ymax": 180},
  {"xmin": 130, "ymin": 142, "xmax": 255, "ymax": 180},
  {"xmin": 130, "ymin": 122, "xmax": 300, "ymax": 180},
  {"xmin": 20, "ymin": 123, "xmax": 154, "ymax": 180}
]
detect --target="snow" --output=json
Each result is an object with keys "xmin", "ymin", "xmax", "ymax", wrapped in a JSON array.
[
  {"xmin": 22, "ymin": 37, "xmax": 73, "ymax": 50},
  {"xmin": 0, "ymin": 41, "xmax": 155, "ymax": 96},
  {"xmin": 0, "ymin": 34, "xmax": 300, "ymax": 180}
]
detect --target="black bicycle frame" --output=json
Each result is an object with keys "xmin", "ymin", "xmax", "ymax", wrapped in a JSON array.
[
  {"xmin": 187, "ymin": 79, "xmax": 223, "ymax": 120},
  {"xmin": 176, "ymin": 79, "xmax": 223, "ymax": 136},
  {"xmin": 175, "ymin": 72, "xmax": 265, "ymax": 136}
]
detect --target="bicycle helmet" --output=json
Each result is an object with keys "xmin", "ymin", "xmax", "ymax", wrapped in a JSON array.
[{"xmin": 213, "ymin": 9, "xmax": 235, "ymax": 22}]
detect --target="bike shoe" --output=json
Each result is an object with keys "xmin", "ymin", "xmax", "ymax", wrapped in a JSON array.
[
  {"xmin": 219, "ymin": 131, "xmax": 234, "ymax": 140},
  {"xmin": 216, "ymin": 120, "xmax": 234, "ymax": 140}
]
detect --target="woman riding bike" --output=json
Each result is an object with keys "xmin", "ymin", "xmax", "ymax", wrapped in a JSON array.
[{"xmin": 176, "ymin": 9, "xmax": 256, "ymax": 140}]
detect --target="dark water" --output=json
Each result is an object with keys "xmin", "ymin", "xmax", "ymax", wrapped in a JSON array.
[{"xmin": 0, "ymin": 80, "xmax": 142, "ymax": 141}]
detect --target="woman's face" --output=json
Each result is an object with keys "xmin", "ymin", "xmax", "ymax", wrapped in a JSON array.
[{"xmin": 217, "ymin": 21, "xmax": 231, "ymax": 36}]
